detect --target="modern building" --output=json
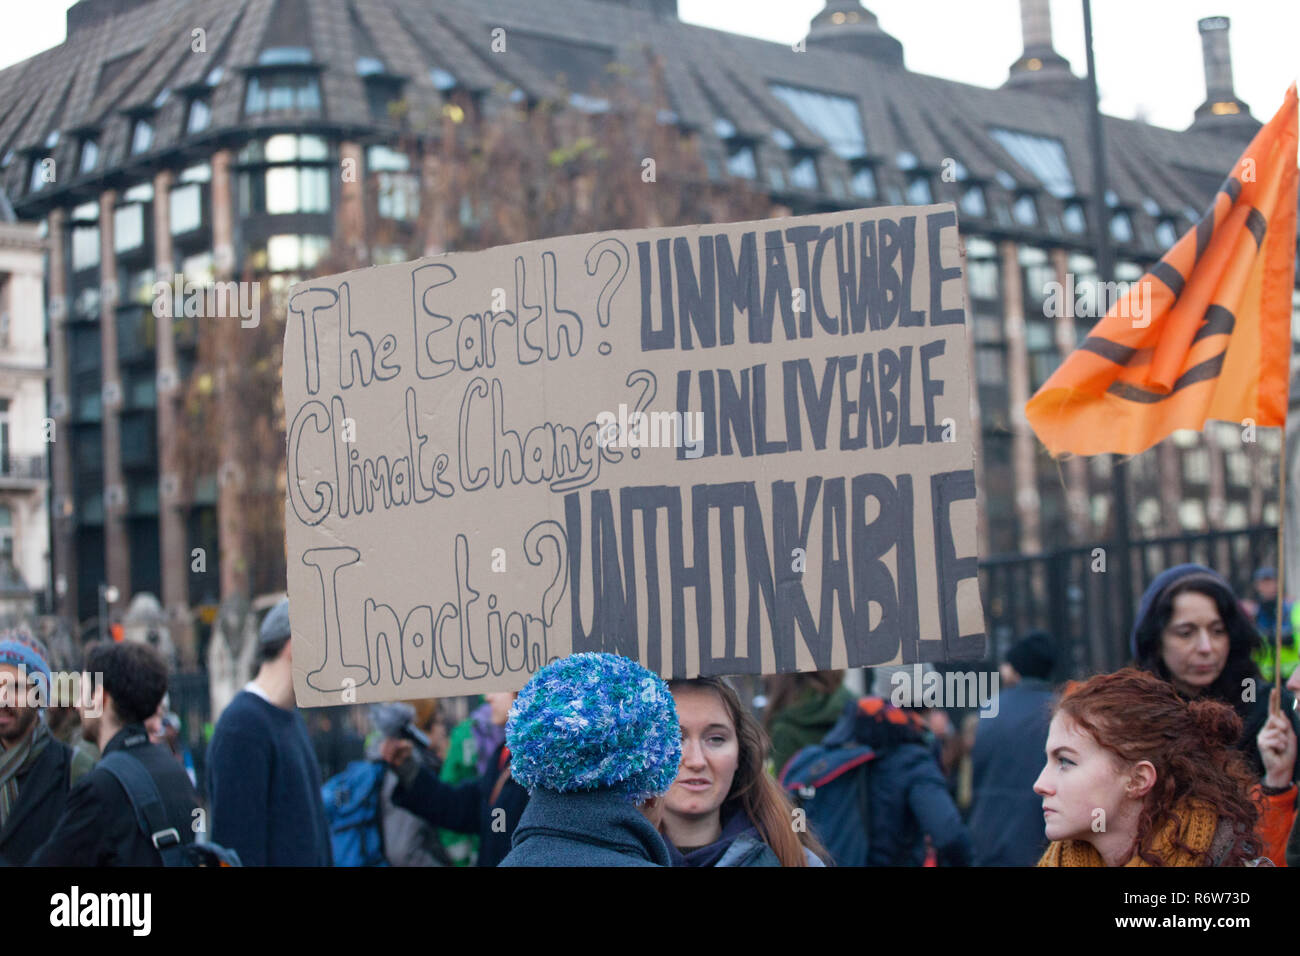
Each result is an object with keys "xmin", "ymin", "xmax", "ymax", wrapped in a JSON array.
[
  {"xmin": 0, "ymin": 0, "xmax": 1295, "ymax": 659},
  {"xmin": 0, "ymin": 190, "xmax": 51, "ymax": 626}
]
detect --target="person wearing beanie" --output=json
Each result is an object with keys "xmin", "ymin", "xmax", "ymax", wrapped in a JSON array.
[
  {"xmin": 1129, "ymin": 564, "xmax": 1299, "ymax": 787},
  {"xmin": 499, "ymin": 653, "xmax": 681, "ymax": 867},
  {"xmin": 0, "ymin": 633, "xmax": 80, "ymax": 865},
  {"xmin": 968, "ymin": 630, "xmax": 1058, "ymax": 865},
  {"xmin": 207, "ymin": 598, "xmax": 333, "ymax": 865}
]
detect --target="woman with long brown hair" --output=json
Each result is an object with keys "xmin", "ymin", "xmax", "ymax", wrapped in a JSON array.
[
  {"xmin": 662, "ymin": 677, "xmax": 826, "ymax": 866},
  {"xmin": 1035, "ymin": 668, "xmax": 1270, "ymax": 866}
]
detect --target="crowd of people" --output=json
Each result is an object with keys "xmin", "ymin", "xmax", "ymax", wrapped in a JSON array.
[{"xmin": 1, "ymin": 561, "xmax": 1298, "ymax": 867}]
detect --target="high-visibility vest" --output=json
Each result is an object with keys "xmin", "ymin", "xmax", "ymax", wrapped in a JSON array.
[{"xmin": 1253, "ymin": 603, "xmax": 1299, "ymax": 681}]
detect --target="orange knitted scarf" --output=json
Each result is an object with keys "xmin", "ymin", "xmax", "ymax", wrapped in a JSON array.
[{"xmin": 1037, "ymin": 800, "xmax": 1223, "ymax": 867}]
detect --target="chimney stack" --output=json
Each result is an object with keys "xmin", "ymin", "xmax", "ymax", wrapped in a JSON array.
[
  {"xmin": 1004, "ymin": 0, "xmax": 1084, "ymax": 98},
  {"xmin": 1188, "ymin": 17, "xmax": 1259, "ymax": 138},
  {"xmin": 805, "ymin": 2, "xmax": 904, "ymax": 68},
  {"xmin": 1020, "ymin": 0, "xmax": 1053, "ymax": 50}
]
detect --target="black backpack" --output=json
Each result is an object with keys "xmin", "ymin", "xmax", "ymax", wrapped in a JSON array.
[{"xmin": 99, "ymin": 751, "xmax": 242, "ymax": 867}]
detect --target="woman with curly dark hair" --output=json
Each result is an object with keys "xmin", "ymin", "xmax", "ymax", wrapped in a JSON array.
[
  {"xmin": 1034, "ymin": 668, "xmax": 1266, "ymax": 866},
  {"xmin": 1130, "ymin": 564, "xmax": 1298, "ymax": 785}
]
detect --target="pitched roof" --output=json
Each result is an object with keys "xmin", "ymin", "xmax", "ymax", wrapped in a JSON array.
[{"xmin": 0, "ymin": 0, "xmax": 1288, "ymax": 255}]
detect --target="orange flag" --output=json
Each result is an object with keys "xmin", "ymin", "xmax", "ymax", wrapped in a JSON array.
[{"xmin": 1026, "ymin": 85, "xmax": 1298, "ymax": 457}]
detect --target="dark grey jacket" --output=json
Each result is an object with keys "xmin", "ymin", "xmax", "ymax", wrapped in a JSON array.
[{"xmin": 499, "ymin": 788, "xmax": 671, "ymax": 867}]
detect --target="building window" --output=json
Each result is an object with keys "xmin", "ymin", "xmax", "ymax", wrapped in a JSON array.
[
  {"xmin": 365, "ymin": 76, "xmax": 404, "ymax": 122},
  {"xmin": 975, "ymin": 348, "xmax": 1005, "ymax": 384},
  {"xmin": 988, "ymin": 128, "xmax": 1075, "ymax": 197},
  {"xmin": 788, "ymin": 155, "xmax": 818, "ymax": 191},
  {"xmin": 1183, "ymin": 448, "xmax": 1209, "ymax": 484},
  {"xmin": 372, "ymin": 246, "xmax": 408, "ymax": 265},
  {"xmin": 181, "ymin": 251, "xmax": 214, "ymax": 286},
  {"xmin": 239, "ymin": 135, "xmax": 332, "ymax": 216},
  {"xmin": 960, "ymin": 184, "xmax": 986, "ymax": 218},
  {"xmin": 125, "ymin": 368, "xmax": 156, "ymax": 410},
  {"xmin": 131, "ymin": 118, "xmax": 153, "ymax": 155},
  {"xmin": 1225, "ymin": 450, "xmax": 1250, "ymax": 486},
  {"xmin": 245, "ymin": 73, "xmax": 322, "ymax": 115},
  {"xmin": 1155, "ymin": 219, "xmax": 1179, "ymax": 250},
  {"xmin": 0, "ymin": 504, "xmax": 11, "ymax": 569},
  {"xmin": 73, "ymin": 288, "xmax": 99, "ymax": 322},
  {"xmin": 187, "ymin": 98, "xmax": 212, "ymax": 134},
  {"xmin": 1178, "ymin": 500, "xmax": 1206, "ymax": 531},
  {"xmin": 71, "ymin": 226, "xmax": 100, "ymax": 271},
  {"xmin": 253, "ymin": 235, "xmax": 331, "ymax": 272},
  {"xmin": 725, "ymin": 143, "xmax": 757, "ymax": 180},
  {"xmin": 905, "ymin": 173, "xmax": 931, "ymax": 205},
  {"xmin": 568, "ymin": 92, "xmax": 609, "ymax": 114},
  {"xmin": 74, "ymin": 429, "xmax": 103, "ymax": 477},
  {"xmin": 369, "ymin": 146, "xmax": 418, "ymax": 221},
  {"xmin": 0, "ymin": 398, "xmax": 9, "ymax": 474},
  {"xmin": 242, "ymin": 134, "xmax": 328, "ymax": 163},
  {"xmin": 120, "ymin": 413, "xmax": 155, "ymax": 467},
  {"xmin": 263, "ymin": 167, "xmax": 330, "ymax": 214},
  {"xmin": 966, "ymin": 257, "xmax": 999, "ymax": 301},
  {"xmin": 767, "ymin": 83, "xmax": 867, "ymax": 159},
  {"xmin": 1012, "ymin": 194, "xmax": 1038, "ymax": 226},
  {"xmin": 1109, "ymin": 211, "xmax": 1134, "ymax": 243},
  {"xmin": 170, "ymin": 183, "xmax": 203, "ymax": 234},
  {"xmin": 29, "ymin": 157, "xmax": 48, "ymax": 193},
  {"xmin": 1021, "ymin": 247, "xmax": 1058, "ymax": 390},
  {"xmin": 259, "ymin": 46, "xmax": 312, "ymax": 65},
  {"xmin": 80, "ymin": 139, "xmax": 99, "ymax": 174},
  {"xmin": 1063, "ymin": 202, "xmax": 1087, "ymax": 234},
  {"xmin": 114, "ymin": 204, "xmax": 145, "ymax": 253},
  {"xmin": 850, "ymin": 165, "xmax": 876, "ymax": 199},
  {"xmin": 430, "ymin": 67, "xmax": 456, "ymax": 91}
]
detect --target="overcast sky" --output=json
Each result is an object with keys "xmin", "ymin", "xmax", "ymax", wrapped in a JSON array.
[{"xmin": 2, "ymin": 1, "xmax": 1296, "ymax": 131}]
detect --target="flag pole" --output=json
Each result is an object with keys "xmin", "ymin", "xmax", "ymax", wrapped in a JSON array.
[
  {"xmin": 1274, "ymin": 421, "xmax": 1286, "ymax": 714},
  {"xmin": 1082, "ymin": 0, "xmax": 1137, "ymax": 649}
]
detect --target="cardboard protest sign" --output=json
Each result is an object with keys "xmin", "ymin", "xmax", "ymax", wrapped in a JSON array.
[{"xmin": 283, "ymin": 204, "xmax": 985, "ymax": 706}]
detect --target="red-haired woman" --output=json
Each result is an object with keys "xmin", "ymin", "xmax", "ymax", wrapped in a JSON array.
[
  {"xmin": 1034, "ymin": 668, "xmax": 1274, "ymax": 866},
  {"xmin": 662, "ymin": 678, "xmax": 826, "ymax": 866}
]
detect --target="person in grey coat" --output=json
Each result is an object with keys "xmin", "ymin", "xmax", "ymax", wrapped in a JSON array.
[{"xmin": 498, "ymin": 653, "xmax": 681, "ymax": 867}]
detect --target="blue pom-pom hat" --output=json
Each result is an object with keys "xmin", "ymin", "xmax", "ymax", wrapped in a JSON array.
[{"xmin": 506, "ymin": 653, "xmax": 681, "ymax": 802}]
